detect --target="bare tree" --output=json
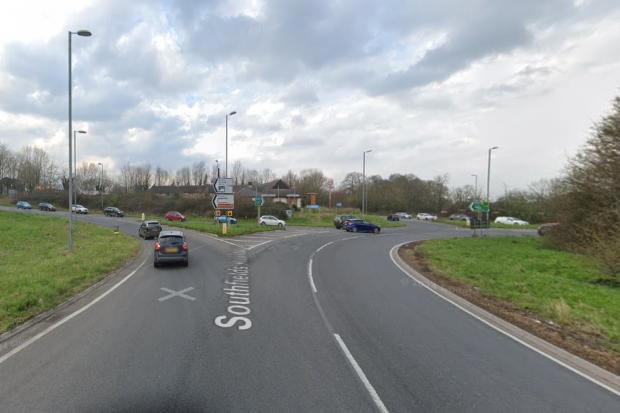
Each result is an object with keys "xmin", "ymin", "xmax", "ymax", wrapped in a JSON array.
[
  {"xmin": 232, "ymin": 160, "xmax": 243, "ymax": 185},
  {"xmin": 192, "ymin": 161, "xmax": 207, "ymax": 185}
]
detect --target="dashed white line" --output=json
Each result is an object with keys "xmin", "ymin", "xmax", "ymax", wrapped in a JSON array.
[{"xmin": 334, "ymin": 333, "xmax": 390, "ymax": 413}]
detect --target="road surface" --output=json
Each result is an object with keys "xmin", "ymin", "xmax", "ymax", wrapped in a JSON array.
[{"xmin": 0, "ymin": 208, "xmax": 618, "ymax": 412}]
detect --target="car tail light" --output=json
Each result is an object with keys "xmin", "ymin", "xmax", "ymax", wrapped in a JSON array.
[
  {"xmin": 155, "ymin": 242, "xmax": 161, "ymax": 251},
  {"xmin": 182, "ymin": 242, "xmax": 188, "ymax": 251}
]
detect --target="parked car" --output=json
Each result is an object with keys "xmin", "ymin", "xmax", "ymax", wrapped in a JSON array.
[
  {"xmin": 495, "ymin": 216, "xmax": 529, "ymax": 225},
  {"xmin": 416, "ymin": 213, "xmax": 437, "ymax": 221},
  {"xmin": 538, "ymin": 222, "xmax": 559, "ymax": 236},
  {"xmin": 164, "ymin": 211, "xmax": 186, "ymax": 222},
  {"xmin": 104, "ymin": 206, "xmax": 124, "ymax": 217},
  {"xmin": 154, "ymin": 230, "xmax": 188, "ymax": 267},
  {"xmin": 387, "ymin": 214, "xmax": 400, "ymax": 221},
  {"xmin": 395, "ymin": 212, "xmax": 412, "ymax": 219},
  {"xmin": 449, "ymin": 213, "xmax": 469, "ymax": 221},
  {"xmin": 259, "ymin": 215, "xmax": 286, "ymax": 227},
  {"xmin": 334, "ymin": 214, "xmax": 357, "ymax": 229},
  {"xmin": 344, "ymin": 219, "xmax": 381, "ymax": 233},
  {"xmin": 216, "ymin": 216, "xmax": 238, "ymax": 224},
  {"xmin": 16, "ymin": 201, "xmax": 32, "ymax": 209},
  {"xmin": 139, "ymin": 220, "xmax": 163, "ymax": 239},
  {"xmin": 71, "ymin": 204, "xmax": 89, "ymax": 214},
  {"xmin": 38, "ymin": 202, "xmax": 56, "ymax": 211}
]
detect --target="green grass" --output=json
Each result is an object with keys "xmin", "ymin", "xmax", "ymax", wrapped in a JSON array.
[
  {"xmin": 416, "ymin": 236, "xmax": 620, "ymax": 353},
  {"xmin": 437, "ymin": 218, "xmax": 538, "ymax": 230},
  {"xmin": 159, "ymin": 216, "xmax": 281, "ymax": 237},
  {"xmin": 0, "ymin": 210, "xmax": 140, "ymax": 333},
  {"xmin": 287, "ymin": 210, "xmax": 405, "ymax": 228}
]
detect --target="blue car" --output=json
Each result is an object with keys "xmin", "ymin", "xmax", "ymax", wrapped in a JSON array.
[
  {"xmin": 216, "ymin": 216, "xmax": 237, "ymax": 224},
  {"xmin": 16, "ymin": 201, "xmax": 32, "ymax": 209},
  {"xmin": 344, "ymin": 219, "xmax": 381, "ymax": 233}
]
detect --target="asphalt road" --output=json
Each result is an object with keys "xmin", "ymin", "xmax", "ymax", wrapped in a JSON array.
[{"xmin": 0, "ymin": 209, "xmax": 618, "ymax": 412}]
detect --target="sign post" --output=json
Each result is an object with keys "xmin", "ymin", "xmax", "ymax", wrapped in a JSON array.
[
  {"xmin": 255, "ymin": 195, "xmax": 264, "ymax": 223},
  {"xmin": 213, "ymin": 177, "xmax": 234, "ymax": 234}
]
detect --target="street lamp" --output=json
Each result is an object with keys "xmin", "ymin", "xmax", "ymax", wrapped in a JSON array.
[
  {"xmin": 68, "ymin": 29, "xmax": 92, "ymax": 250},
  {"xmin": 471, "ymin": 174, "xmax": 478, "ymax": 200},
  {"xmin": 486, "ymin": 146, "xmax": 499, "ymax": 231},
  {"xmin": 225, "ymin": 111, "xmax": 236, "ymax": 178},
  {"xmin": 73, "ymin": 130, "xmax": 87, "ymax": 203},
  {"xmin": 363, "ymin": 149, "xmax": 372, "ymax": 216},
  {"xmin": 98, "ymin": 162, "xmax": 104, "ymax": 211}
]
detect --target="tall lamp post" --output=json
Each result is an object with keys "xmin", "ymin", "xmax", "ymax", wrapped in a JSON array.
[
  {"xmin": 486, "ymin": 146, "xmax": 499, "ymax": 231},
  {"xmin": 471, "ymin": 174, "xmax": 478, "ymax": 200},
  {"xmin": 73, "ymin": 130, "xmax": 87, "ymax": 203},
  {"xmin": 362, "ymin": 149, "xmax": 372, "ymax": 216},
  {"xmin": 98, "ymin": 162, "xmax": 104, "ymax": 211},
  {"xmin": 225, "ymin": 111, "xmax": 236, "ymax": 178},
  {"xmin": 68, "ymin": 29, "xmax": 91, "ymax": 250}
]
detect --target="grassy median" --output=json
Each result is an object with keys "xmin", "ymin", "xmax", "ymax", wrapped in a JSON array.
[
  {"xmin": 287, "ymin": 210, "xmax": 405, "ymax": 228},
  {"xmin": 409, "ymin": 236, "xmax": 620, "ymax": 360},
  {"xmin": 160, "ymin": 217, "xmax": 280, "ymax": 237},
  {"xmin": 436, "ymin": 218, "xmax": 539, "ymax": 230},
  {"xmin": 0, "ymin": 210, "xmax": 140, "ymax": 333}
]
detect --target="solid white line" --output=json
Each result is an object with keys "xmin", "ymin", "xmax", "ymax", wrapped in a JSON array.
[
  {"xmin": 0, "ymin": 256, "xmax": 149, "ymax": 366},
  {"xmin": 247, "ymin": 240, "xmax": 274, "ymax": 250},
  {"xmin": 308, "ymin": 258, "xmax": 317, "ymax": 293},
  {"xmin": 388, "ymin": 243, "xmax": 620, "ymax": 397},
  {"xmin": 334, "ymin": 334, "xmax": 390, "ymax": 413}
]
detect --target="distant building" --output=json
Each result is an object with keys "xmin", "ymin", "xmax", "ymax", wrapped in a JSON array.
[{"xmin": 237, "ymin": 179, "xmax": 301, "ymax": 208}]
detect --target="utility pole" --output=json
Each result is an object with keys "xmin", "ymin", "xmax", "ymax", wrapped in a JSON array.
[
  {"xmin": 486, "ymin": 146, "xmax": 498, "ymax": 234},
  {"xmin": 225, "ymin": 111, "xmax": 236, "ymax": 178}
]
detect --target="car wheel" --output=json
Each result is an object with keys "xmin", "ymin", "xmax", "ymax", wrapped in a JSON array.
[
  {"xmin": 183, "ymin": 259, "xmax": 189, "ymax": 267},
  {"xmin": 278, "ymin": 223, "xmax": 283, "ymax": 228},
  {"xmin": 374, "ymin": 228, "xmax": 380, "ymax": 234},
  {"xmin": 353, "ymin": 227, "xmax": 358, "ymax": 232}
]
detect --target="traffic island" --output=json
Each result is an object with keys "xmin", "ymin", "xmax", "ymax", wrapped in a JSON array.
[
  {"xmin": 0, "ymin": 210, "xmax": 140, "ymax": 334},
  {"xmin": 398, "ymin": 237, "xmax": 620, "ymax": 375}
]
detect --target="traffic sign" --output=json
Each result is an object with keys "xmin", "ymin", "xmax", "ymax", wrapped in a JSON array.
[
  {"xmin": 255, "ymin": 195, "xmax": 264, "ymax": 207},
  {"xmin": 212, "ymin": 194, "xmax": 234, "ymax": 209},
  {"xmin": 226, "ymin": 210, "xmax": 233, "ymax": 217},
  {"xmin": 469, "ymin": 201, "xmax": 490, "ymax": 213},
  {"xmin": 336, "ymin": 202, "xmax": 343, "ymax": 207},
  {"xmin": 214, "ymin": 177, "xmax": 233, "ymax": 194},
  {"xmin": 215, "ymin": 210, "xmax": 221, "ymax": 217}
]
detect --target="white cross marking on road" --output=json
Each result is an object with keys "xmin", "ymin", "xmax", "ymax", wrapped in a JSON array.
[{"xmin": 158, "ymin": 287, "xmax": 196, "ymax": 302}]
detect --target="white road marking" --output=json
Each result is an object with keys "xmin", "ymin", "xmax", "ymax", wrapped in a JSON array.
[
  {"xmin": 158, "ymin": 287, "xmax": 196, "ymax": 302},
  {"xmin": 308, "ymin": 258, "xmax": 317, "ymax": 293},
  {"xmin": 334, "ymin": 334, "xmax": 390, "ymax": 413},
  {"xmin": 0, "ymin": 256, "xmax": 149, "ymax": 365},
  {"xmin": 388, "ymin": 242, "xmax": 620, "ymax": 397}
]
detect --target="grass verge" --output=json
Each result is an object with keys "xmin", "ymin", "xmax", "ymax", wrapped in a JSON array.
[
  {"xmin": 287, "ymin": 210, "xmax": 405, "ymax": 228},
  {"xmin": 437, "ymin": 218, "xmax": 539, "ymax": 230},
  {"xmin": 127, "ymin": 213, "xmax": 281, "ymax": 237},
  {"xmin": 0, "ymin": 210, "xmax": 140, "ymax": 334},
  {"xmin": 400, "ymin": 236, "xmax": 620, "ymax": 373}
]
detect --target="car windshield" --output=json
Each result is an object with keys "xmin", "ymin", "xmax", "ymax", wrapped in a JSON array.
[{"xmin": 159, "ymin": 235, "xmax": 183, "ymax": 245}]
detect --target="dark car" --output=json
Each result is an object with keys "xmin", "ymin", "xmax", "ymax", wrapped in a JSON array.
[
  {"xmin": 154, "ymin": 230, "xmax": 189, "ymax": 267},
  {"xmin": 104, "ymin": 206, "xmax": 124, "ymax": 217},
  {"xmin": 449, "ymin": 213, "xmax": 469, "ymax": 221},
  {"xmin": 38, "ymin": 202, "xmax": 56, "ymax": 211},
  {"xmin": 164, "ymin": 211, "xmax": 186, "ymax": 222},
  {"xmin": 387, "ymin": 214, "xmax": 400, "ymax": 221},
  {"xmin": 16, "ymin": 201, "xmax": 32, "ymax": 209},
  {"xmin": 139, "ymin": 220, "xmax": 163, "ymax": 239},
  {"xmin": 344, "ymin": 219, "xmax": 381, "ymax": 233},
  {"xmin": 334, "ymin": 214, "xmax": 357, "ymax": 229}
]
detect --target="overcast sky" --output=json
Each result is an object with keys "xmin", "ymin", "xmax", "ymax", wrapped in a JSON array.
[{"xmin": 1, "ymin": 0, "xmax": 619, "ymax": 195}]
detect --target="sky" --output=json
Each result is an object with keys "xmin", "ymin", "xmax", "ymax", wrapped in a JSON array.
[{"xmin": 1, "ymin": 0, "xmax": 619, "ymax": 195}]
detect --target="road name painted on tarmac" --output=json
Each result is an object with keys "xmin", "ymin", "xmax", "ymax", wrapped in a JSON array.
[{"xmin": 214, "ymin": 248, "xmax": 253, "ymax": 330}]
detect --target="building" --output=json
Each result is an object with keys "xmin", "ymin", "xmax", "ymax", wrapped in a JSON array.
[{"xmin": 237, "ymin": 179, "xmax": 301, "ymax": 208}]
